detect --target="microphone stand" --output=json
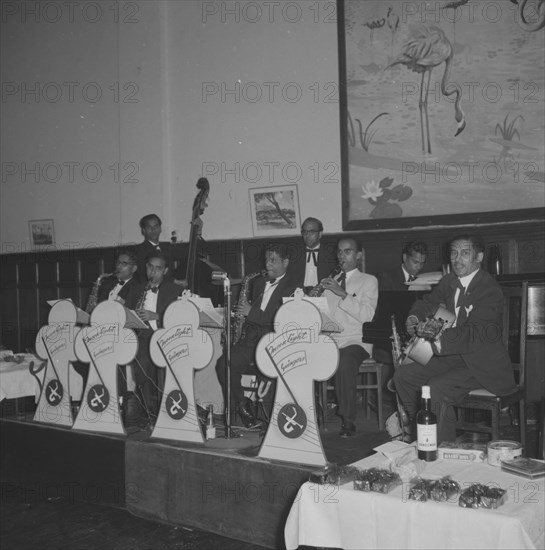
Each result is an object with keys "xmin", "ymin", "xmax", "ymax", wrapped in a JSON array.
[
  {"xmin": 212, "ymin": 270, "xmax": 233, "ymax": 439},
  {"xmin": 223, "ymin": 276, "xmax": 232, "ymax": 438}
]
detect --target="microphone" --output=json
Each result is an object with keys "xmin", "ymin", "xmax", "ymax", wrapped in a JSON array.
[{"xmin": 211, "ymin": 271, "xmax": 228, "ymax": 281}]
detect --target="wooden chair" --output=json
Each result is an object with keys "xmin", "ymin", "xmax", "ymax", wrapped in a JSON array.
[
  {"xmin": 454, "ymin": 282, "xmax": 528, "ymax": 450},
  {"xmin": 318, "ymin": 358, "xmax": 385, "ymax": 431}
]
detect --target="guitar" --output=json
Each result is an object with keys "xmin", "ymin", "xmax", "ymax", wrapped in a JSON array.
[
  {"xmin": 185, "ymin": 177, "xmax": 210, "ymax": 294},
  {"xmin": 401, "ymin": 305, "xmax": 455, "ymax": 366}
]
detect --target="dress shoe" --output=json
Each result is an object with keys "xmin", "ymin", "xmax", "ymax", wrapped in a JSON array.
[
  {"xmin": 339, "ymin": 420, "xmax": 356, "ymax": 438},
  {"xmin": 237, "ymin": 400, "xmax": 262, "ymax": 429}
]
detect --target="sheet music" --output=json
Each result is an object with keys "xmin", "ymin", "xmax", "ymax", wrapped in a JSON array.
[
  {"xmin": 283, "ymin": 296, "xmax": 343, "ymax": 333},
  {"xmin": 187, "ymin": 296, "xmax": 223, "ymax": 328},
  {"xmin": 47, "ymin": 299, "xmax": 90, "ymax": 325},
  {"xmin": 124, "ymin": 308, "xmax": 149, "ymax": 329}
]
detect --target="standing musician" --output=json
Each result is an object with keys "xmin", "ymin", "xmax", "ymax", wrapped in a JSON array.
[
  {"xmin": 393, "ymin": 234, "xmax": 516, "ymax": 444},
  {"xmin": 125, "ymin": 251, "xmax": 183, "ymax": 426},
  {"xmin": 289, "ymin": 217, "xmax": 336, "ymax": 293},
  {"xmin": 215, "ymin": 243, "xmax": 297, "ymax": 429},
  {"xmin": 320, "ymin": 237, "xmax": 378, "ymax": 437},
  {"xmin": 134, "ymin": 213, "xmax": 185, "ymax": 284},
  {"xmin": 378, "ymin": 240, "xmax": 428, "ymax": 291}
]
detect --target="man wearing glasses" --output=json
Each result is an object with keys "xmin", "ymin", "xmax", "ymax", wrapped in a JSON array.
[
  {"xmin": 320, "ymin": 238, "xmax": 378, "ymax": 437},
  {"xmin": 289, "ymin": 217, "xmax": 336, "ymax": 293}
]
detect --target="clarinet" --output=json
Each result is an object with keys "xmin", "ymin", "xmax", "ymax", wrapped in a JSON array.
[
  {"xmin": 308, "ymin": 265, "xmax": 342, "ymax": 297},
  {"xmin": 135, "ymin": 283, "xmax": 152, "ymax": 310}
]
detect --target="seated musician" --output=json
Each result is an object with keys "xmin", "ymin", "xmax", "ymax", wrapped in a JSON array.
[
  {"xmin": 320, "ymin": 237, "xmax": 378, "ymax": 437},
  {"xmin": 215, "ymin": 243, "xmax": 297, "ymax": 429},
  {"xmin": 92, "ymin": 248, "xmax": 139, "ymax": 403},
  {"xmin": 125, "ymin": 251, "xmax": 183, "ymax": 426},
  {"xmin": 393, "ymin": 234, "xmax": 517, "ymax": 443},
  {"xmin": 378, "ymin": 240, "xmax": 428, "ymax": 291},
  {"xmin": 95, "ymin": 249, "xmax": 139, "ymax": 305},
  {"xmin": 288, "ymin": 217, "xmax": 336, "ymax": 293}
]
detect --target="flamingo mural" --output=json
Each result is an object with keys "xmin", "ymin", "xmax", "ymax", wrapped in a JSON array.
[{"xmin": 387, "ymin": 25, "xmax": 466, "ymax": 155}]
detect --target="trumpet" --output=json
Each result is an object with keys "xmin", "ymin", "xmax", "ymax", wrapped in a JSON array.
[{"xmin": 307, "ymin": 265, "xmax": 342, "ymax": 297}]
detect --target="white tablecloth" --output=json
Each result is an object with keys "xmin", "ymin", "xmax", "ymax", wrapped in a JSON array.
[
  {"xmin": 0, "ymin": 356, "xmax": 83, "ymax": 402},
  {"xmin": 285, "ymin": 452, "xmax": 545, "ymax": 550}
]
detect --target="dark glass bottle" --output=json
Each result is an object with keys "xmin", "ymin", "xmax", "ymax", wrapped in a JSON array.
[
  {"xmin": 488, "ymin": 244, "xmax": 503, "ymax": 276},
  {"xmin": 416, "ymin": 385, "xmax": 437, "ymax": 461}
]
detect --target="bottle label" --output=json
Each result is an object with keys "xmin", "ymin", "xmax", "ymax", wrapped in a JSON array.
[{"xmin": 417, "ymin": 424, "xmax": 437, "ymax": 451}]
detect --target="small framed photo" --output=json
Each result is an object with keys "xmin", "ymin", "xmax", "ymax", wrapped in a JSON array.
[
  {"xmin": 249, "ymin": 185, "xmax": 301, "ymax": 237},
  {"xmin": 29, "ymin": 219, "xmax": 55, "ymax": 248}
]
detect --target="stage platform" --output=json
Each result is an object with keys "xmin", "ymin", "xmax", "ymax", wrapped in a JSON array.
[{"xmin": 0, "ymin": 409, "xmax": 390, "ymax": 548}]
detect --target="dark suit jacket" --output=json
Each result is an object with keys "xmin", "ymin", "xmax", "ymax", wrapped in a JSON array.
[
  {"xmin": 96, "ymin": 275, "xmax": 139, "ymax": 304},
  {"xmin": 287, "ymin": 243, "xmax": 336, "ymax": 290},
  {"xmin": 125, "ymin": 281, "xmax": 183, "ymax": 329},
  {"xmin": 409, "ymin": 269, "xmax": 516, "ymax": 396},
  {"xmin": 133, "ymin": 240, "xmax": 185, "ymax": 283},
  {"xmin": 238, "ymin": 273, "xmax": 298, "ymax": 347},
  {"xmin": 378, "ymin": 266, "xmax": 409, "ymax": 291}
]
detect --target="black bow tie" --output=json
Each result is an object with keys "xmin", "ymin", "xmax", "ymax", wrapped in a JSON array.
[
  {"xmin": 117, "ymin": 279, "xmax": 125, "ymax": 286},
  {"xmin": 408, "ymin": 274, "xmax": 417, "ymax": 282},
  {"xmin": 306, "ymin": 249, "xmax": 318, "ymax": 266},
  {"xmin": 146, "ymin": 285, "xmax": 159, "ymax": 293},
  {"xmin": 266, "ymin": 278, "xmax": 277, "ymax": 285}
]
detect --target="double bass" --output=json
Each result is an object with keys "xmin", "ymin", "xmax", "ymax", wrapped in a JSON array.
[{"xmin": 185, "ymin": 177, "xmax": 210, "ymax": 294}]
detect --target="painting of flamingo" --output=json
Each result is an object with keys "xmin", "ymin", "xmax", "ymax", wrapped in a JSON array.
[
  {"xmin": 340, "ymin": 0, "xmax": 544, "ymax": 230},
  {"xmin": 388, "ymin": 25, "xmax": 466, "ymax": 154}
]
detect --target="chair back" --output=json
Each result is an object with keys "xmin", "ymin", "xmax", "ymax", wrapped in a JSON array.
[{"xmin": 500, "ymin": 282, "xmax": 528, "ymax": 390}]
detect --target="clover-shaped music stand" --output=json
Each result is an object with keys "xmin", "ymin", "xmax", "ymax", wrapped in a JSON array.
[
  {"xmin": 255, "ymin": 290, "xmax": 339, "ymax": 466},
  {"xmin": 149, "ymin": 294, "xmax": 214, "ymax": 443},
  {"xmin": 34, "ymin": 300, "xmax": 86, "ymax": 426},
  {"xmin": 73, "ymin": 301, "xmax": 137, "ymax": 435}
]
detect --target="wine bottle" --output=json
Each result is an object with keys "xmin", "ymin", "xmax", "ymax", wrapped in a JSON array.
[
  {"xmin": 488, "ymin": 244, "xmax": 503, "ymax": 276},
  {"xmin": 416, "ymin": 385, "xmax": 437, "ymax": 461}
]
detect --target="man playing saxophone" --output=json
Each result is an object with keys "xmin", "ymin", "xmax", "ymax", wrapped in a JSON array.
[
  {"xmin": 320, "ymin": 237, "xmax": 378, "ymax": 437},
  {"xmin": 215, "ymin": 244, "xmax": 297, "ymax": 430},
  {"xmin": 125, "ymin": 251, "xmax": 182, "ymax": 427}
]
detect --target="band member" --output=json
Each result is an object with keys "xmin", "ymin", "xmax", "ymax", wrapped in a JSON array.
[
  {"xmin": 288, "ymin": 217, "xmax": 336, "ymax": 293},
  {"xmin": 134, "ymin": 213, "xmax": 184, "ymax": 284},
  {"xmin": 215, "ymin": 243, "xmax": 297, "ymax": 429},
  {"xmin": 321, "ymin": 237, "xmax": 378, "ymax": 437},
  {"xmin": 125, "ymin": 251, "xmax": 183, "ymax": 425},
  {"xmin": 96, "ymin": 249, "xmax": 139, "ymax": 304},
  {"xmin": 378, "ymin": 240, "xmax": 428, "ymax": 291},
  {"xmin": 394, "ymin": 234, "xmax": 516, "ymax": 443}
]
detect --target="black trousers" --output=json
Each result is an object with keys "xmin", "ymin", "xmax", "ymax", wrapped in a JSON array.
[
  {"xmin": 335, "ymin": 345, "xmax": 369, "ymax": 424},
  {"xmin": 133, "ymin": 330, "xmax": 162, "ymax": 417},
  {"xmin": 393, "ymin": 355, "xmax": 482, "ymax": 443}
]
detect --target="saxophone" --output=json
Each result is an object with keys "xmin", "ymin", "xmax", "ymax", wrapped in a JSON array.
[
  {"xmin": 390, "ymin": 315, "xmax": 410, "ymax": 432},
  {"xmin": 232, "ymin": 271, "xmax": 264, "ymax": 344},
  {"xmin": 85, "ymin": 273, "xmax": 113, "ymax": 313},
  {"xmin": 307, "ymin": 265, "xmax": 342, "ymax": 297}
]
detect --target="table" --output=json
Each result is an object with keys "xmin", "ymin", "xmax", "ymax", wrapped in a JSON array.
[
  {"xmin": 0, "ymin": 355, "xmax": 83, "ymax": 403},
  {"xmin": 284, "ymin": 452, "xmax": 545, "ymax": 550}
]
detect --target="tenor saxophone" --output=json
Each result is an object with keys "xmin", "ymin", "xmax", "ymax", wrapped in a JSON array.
[
  {"xmin": 85, "ymin": 273, "xmax": 113, "ymax": 313},
  {"xmin": 232, "ymin": 271, "xmax": 265, "ymax": 344}
]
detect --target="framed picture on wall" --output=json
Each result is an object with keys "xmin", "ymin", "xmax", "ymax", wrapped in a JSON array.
[
  {"xmin": 248, "ymin": 185, "xmax": 301, "ymax": 237},
  {"xmin": 29, "ymin": 219, "xmax": 55, "ymax": 248},
  {"xmin": 338, "ymin": 0, "xmax": 545, "ymax": 231}
]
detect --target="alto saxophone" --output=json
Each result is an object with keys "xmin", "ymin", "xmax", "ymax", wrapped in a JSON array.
[
  {"xmin": 232, "ymin": 271, "xmax": 265, "ymax": 344},
  {"xmin": 307, "ymin": 265, "xmax": 342, "ymax": 297},
  {"xmin": 85, "ymin": 273, "xmax": 113, "ymax": 313},
  {"xmin": 390, "ymin": 315, "xmax": 410, "ymax": 432}
]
